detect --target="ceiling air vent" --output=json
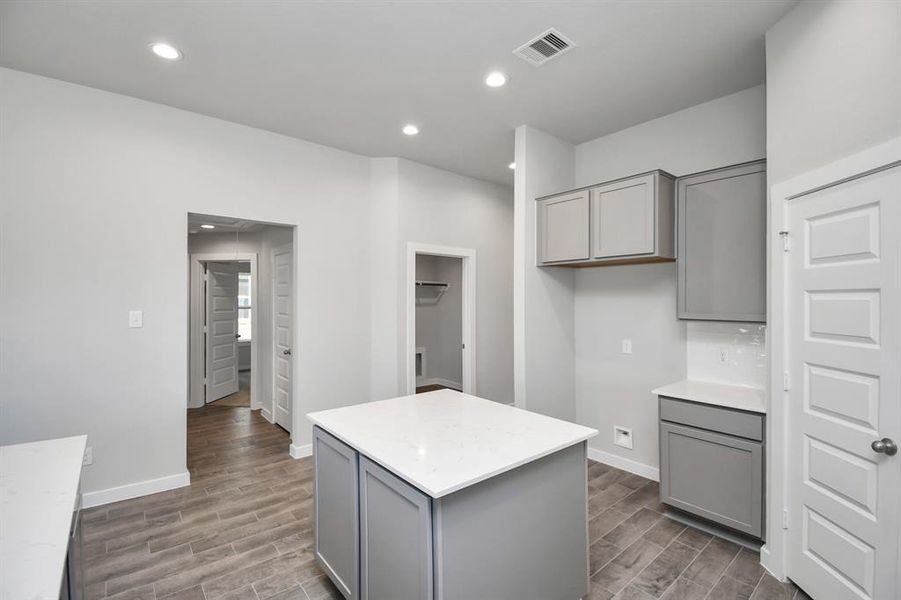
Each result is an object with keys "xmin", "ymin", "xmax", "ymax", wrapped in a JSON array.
[{"xmin": 513, "ymin": 28, "xmax": 575, "ymax": 66}]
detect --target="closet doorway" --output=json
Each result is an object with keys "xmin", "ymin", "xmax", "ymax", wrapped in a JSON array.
[{"xmin": 406, "ymin": 243, "xmax": 476, "ymax": 396}]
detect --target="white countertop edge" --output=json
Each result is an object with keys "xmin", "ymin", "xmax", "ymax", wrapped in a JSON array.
[
  {"xmin": 652, "ymin": 379, "xmax": 767, "ymax": 414},
  {"xmin": 307, "ymin": 415, "xmax": 594, "ymax": 498},
  {"xmin": 0, "ymin": 435, "xmax": 87, "ymax": 600}
]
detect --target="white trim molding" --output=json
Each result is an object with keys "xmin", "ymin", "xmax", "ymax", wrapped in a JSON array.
[
  {"xmin": 763, "ymin": 136, "xmax": 901, "ymax": 582},
  {"xmin": 405, "ymin": 242, "xmax": 477, "ymax": 397},
  {"xmin": 289, "ymin": 443, "xmax": 312, "ymax": 459},
  {"xmin": 587, "ymin": 447, "xmax": 659, "ymax": 482},
  {"xmin": 82, "ymin": 471, "xmax": 191, "ymax": 509}
]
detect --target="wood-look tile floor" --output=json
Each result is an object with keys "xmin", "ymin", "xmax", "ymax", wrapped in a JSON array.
[
  {"xmin": 81, "ymin": 405, "xmax": 339, "ymax": 600},
  {"xmin": 81, "ymin": 405, "xmax": 812, "ymax": 600}
]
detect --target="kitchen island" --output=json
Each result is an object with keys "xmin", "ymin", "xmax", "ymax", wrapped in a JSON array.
[{"xmin": 307, "ymin": 389, "xmax": 597, "ymax": 600}]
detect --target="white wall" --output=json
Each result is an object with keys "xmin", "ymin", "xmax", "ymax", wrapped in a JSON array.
[
  {"xmin": 765, "ymin": 0, "xmax": 901, "ymax": 184},
  {"xmin": 0, "ymin": 68, "xmax": 372, "ymax": 498},
  {"xmin": 572, "ymin": 86, "xmax": 767, "ymax": 474},
  {"xmin": 369, "ymin": 158, "xmax": 514, "ymax": 404},
  {"xmin": 513, "ymin": 126, "xmax": 577, "ymax": 419},
  {"xmin": 415, "ymin": 255, "xmax": 463, "ymax": 388}
]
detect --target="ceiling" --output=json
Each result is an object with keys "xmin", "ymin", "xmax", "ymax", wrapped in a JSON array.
[
  {"xmin": 187, "ymin": 213, "xmax": 287, "ymax": 235},
  {"xmin": 0, "ymin": 1, "xmax": 795, "ymax": 185}
]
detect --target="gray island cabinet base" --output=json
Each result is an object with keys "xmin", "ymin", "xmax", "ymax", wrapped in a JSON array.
[{"xmin": 313, "ymin": 426, "xmax": 590, "ymax": 600}]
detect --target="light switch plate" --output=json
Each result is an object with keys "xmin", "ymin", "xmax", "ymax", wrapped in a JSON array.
[
  {"xmin": 129, "ymin": 310, "xmax": 143, "ymax": 328},
  {"xmin": 621, "ymin": 339, "xmax": 633, "ymax": 354}
]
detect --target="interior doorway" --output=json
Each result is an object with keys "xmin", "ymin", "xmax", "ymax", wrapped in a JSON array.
[
  {"xmin": 406, "ymin": 243, "xmax": 476, "ymax": 396},
  {"xmin": 187, "ymin": 213, "xmax": 295, "ymax": 434}
]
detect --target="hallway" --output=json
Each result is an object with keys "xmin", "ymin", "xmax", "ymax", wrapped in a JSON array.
[{"xmin": 79, "ymin": 405, "xmax": 339, "ymax": 599}]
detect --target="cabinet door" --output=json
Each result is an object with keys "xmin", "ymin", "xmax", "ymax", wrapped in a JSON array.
[
  {"xmin": 660, "ymin": 422, "xmax": 763, "ymax": 538},
  {"xmin": 537, "ymin": 190, "xmax": 590, "ymax": 264},
  {"xmin": 592, "ymin": 174, "xmax": 656, "ymax": 258},
  {"xmin": 313, "ymin": 427, "xmax": 359, "ymax": 600},
  {"xmin": 677, "ymin": 160, "xmax": 766, "ymax": 321},
  {"xmin": 359, "ymin": 457, "xmax": 433, "ymax": 600}
]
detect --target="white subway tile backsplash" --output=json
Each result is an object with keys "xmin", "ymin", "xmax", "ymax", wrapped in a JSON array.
[{"xmin": 686, "ymin": 321, "xmax": 766, "ymax": 388}]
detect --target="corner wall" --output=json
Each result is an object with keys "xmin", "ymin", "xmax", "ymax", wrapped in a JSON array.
[
  {"xmin": 765, "ymin": 0, "xmax": 901, "ymax": 184},
  {"xmin": 368, "ymin": 158, "xmax": 515, "ymax": 405},
  {"xmin": 513, "ymin": 125, "xmax": 576, "ymax": 420},
  {"xmin": 0, "ymin": 68, "xmax": 372, "ymax": 499},
  {"xmin": 572, "ymin": 86, "xmax": 767, "ymax": 475}
]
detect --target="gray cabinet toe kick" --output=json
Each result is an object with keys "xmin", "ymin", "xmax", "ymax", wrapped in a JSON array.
[
  {"xmin": 657, "ymin": 396, "xmax": 765, "ymax": 540},
  {"xmin": 312, "ymin": 426, "xmax": 590, "ymax": 600}
]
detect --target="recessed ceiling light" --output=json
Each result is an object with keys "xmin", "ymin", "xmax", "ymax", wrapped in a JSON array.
[
  {"xmin": 402, "ymin": 124, "xmax": 419, "ymax": 136},
  {"xmin": 508, "ymin": 162, "xmax": 516, "ymax": 170},
  {"xmin": 486, "ymin": 72, "xmax": 507, "ymax": 88},
  {"xmin": 200, "ymin": 224, "xmax": 215, "ymax": 229},
  {"xmin": 150, "ymin": 42, "xmax": 182, "ymax": 61}
]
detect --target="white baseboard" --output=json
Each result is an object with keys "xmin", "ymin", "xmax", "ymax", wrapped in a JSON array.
[
  {"xmin": 260, "ymin": 408, "xmax": 273, "ymax": 423},
  {"xmin": 82, "ymin": 471, "xmax": 191, "ymax": 509},
  {"xmin": 289, "ymin": 443, "xmax": 312, "ymax": 459},
  {"xmin": 587, "ymin": 447, "xmax": 659, "ymax": 482}
]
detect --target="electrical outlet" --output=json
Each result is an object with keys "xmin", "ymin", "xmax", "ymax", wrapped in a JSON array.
[
  {"xmin": 613, "ymin": 426, "xmax": 633, "ymax": 449},
  {"xmin": 82, "ymin": 446, "xmax": 93, "ymax": 466},
  {"xmin": 621, "ymin": 339, "xmax": 633, "ymax": 354},
  {"xmin": 718, "ymin": 348, "xmax": 729, "ymax": 365}
]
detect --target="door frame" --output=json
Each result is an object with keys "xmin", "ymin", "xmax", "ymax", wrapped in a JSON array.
[
  {"xmin": 188, "ymin": 253, "xmax": 260, "ymax": 410},
  {"xmin": 270, "ymin": 242, "xmax": 294, "ymax": 432},
  {"xmin": 763, "ymin": 136, "xmax": 901, "ymax": 582},
  {"xmin": 405, "ymin": 242, "xmax": 476, "ymax": 396}
]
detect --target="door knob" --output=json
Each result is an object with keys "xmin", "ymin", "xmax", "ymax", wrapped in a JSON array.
[
  {"xmin": 283, "ymin": 349, "xmax": 292, "ymax": 356},
  {"xmin": 871, "ymin": 438, "xmax": 898, "ymax": 456}
]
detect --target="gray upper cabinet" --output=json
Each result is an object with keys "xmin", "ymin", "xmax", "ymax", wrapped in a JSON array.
[
  {"xmin": 677, "ymin": 160, "xmax": 767, "ymax": 322},
  {"xmin": 537, "ymin": 171, "xmax": 675, "ymax": 267},
  {"xmin": 359, "ymin": 457, "xmax": 433, "ymax": 600},
  {"xmin": 313, "ymin": 427, "xmax": 359, "ymax": 600},
  {"xmin": 537, "ymin": 189, "xmax": 590, "ymax": 264}
]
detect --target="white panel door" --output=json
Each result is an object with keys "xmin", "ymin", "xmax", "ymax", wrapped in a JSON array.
[
  {"xmin": 787, "ymin": 166, "xmax": 900, "ymax": 600},
  {"xmin": 273, "ymin": 244, "xmax": 293, "ymax": 432},
  {"xmin": 206, "ymin": 262, "xmax": 240, "ymax": 402}
]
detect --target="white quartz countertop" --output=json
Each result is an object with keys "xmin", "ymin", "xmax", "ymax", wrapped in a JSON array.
[
  {"xmin": 1, "ymin": 435, "xmax": 86, "ymax": 600},
  {"xmin": 652, "ymin": 380, "xmax": 767, "ymax": 414},
  {"xmin": 307, "ymin": 390, "xmax": 597, "ymax": 498}
]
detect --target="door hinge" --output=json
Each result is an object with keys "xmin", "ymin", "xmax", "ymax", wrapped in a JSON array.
[
  {"xmin": 783, "ymin": 371, "xmax": 790, "ymax": 391},
  {"xmin": 782, "ymin": 509, "xmax": 790, "ymax": 530},
  {"xmin": 778, "ymin": 230, "xmax": 790, "ymax": 252}
]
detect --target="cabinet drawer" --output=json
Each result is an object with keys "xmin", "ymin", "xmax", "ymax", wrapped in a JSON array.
[
  {"xmin": 659, "ymin": 397, "xmax": 763, "ymax": 441},
  {"xmin": 660, "ymin": 422, "xmax": 763, "ymax": 538}
]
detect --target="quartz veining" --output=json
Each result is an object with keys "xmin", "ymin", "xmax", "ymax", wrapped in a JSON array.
[
  {"xmin": 307, "ymin": 389, "xmax": 597, "ymax": 497},
  {"xmin": 1, "ymin": 435, "xmax": 86, "ymax": 600}
]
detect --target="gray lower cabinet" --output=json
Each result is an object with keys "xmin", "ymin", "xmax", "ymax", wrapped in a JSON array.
[
  {"xmin": 313, "ymin": 427, "xmax": 359, "ymax": 600},
  {"xmin": 658, "ymin": 397, "xmax": 765, "ymax": 539},
  {"xmin": 314, "ymin": 426, "xmax": 590, "ymax": 600},
  {"xmin": 359, "ymin": 457, "xmax": 433, "ymax": 600},
  {"xmin": 677, "ymin": 160, "xmax": 767, "ymax": 321}
]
